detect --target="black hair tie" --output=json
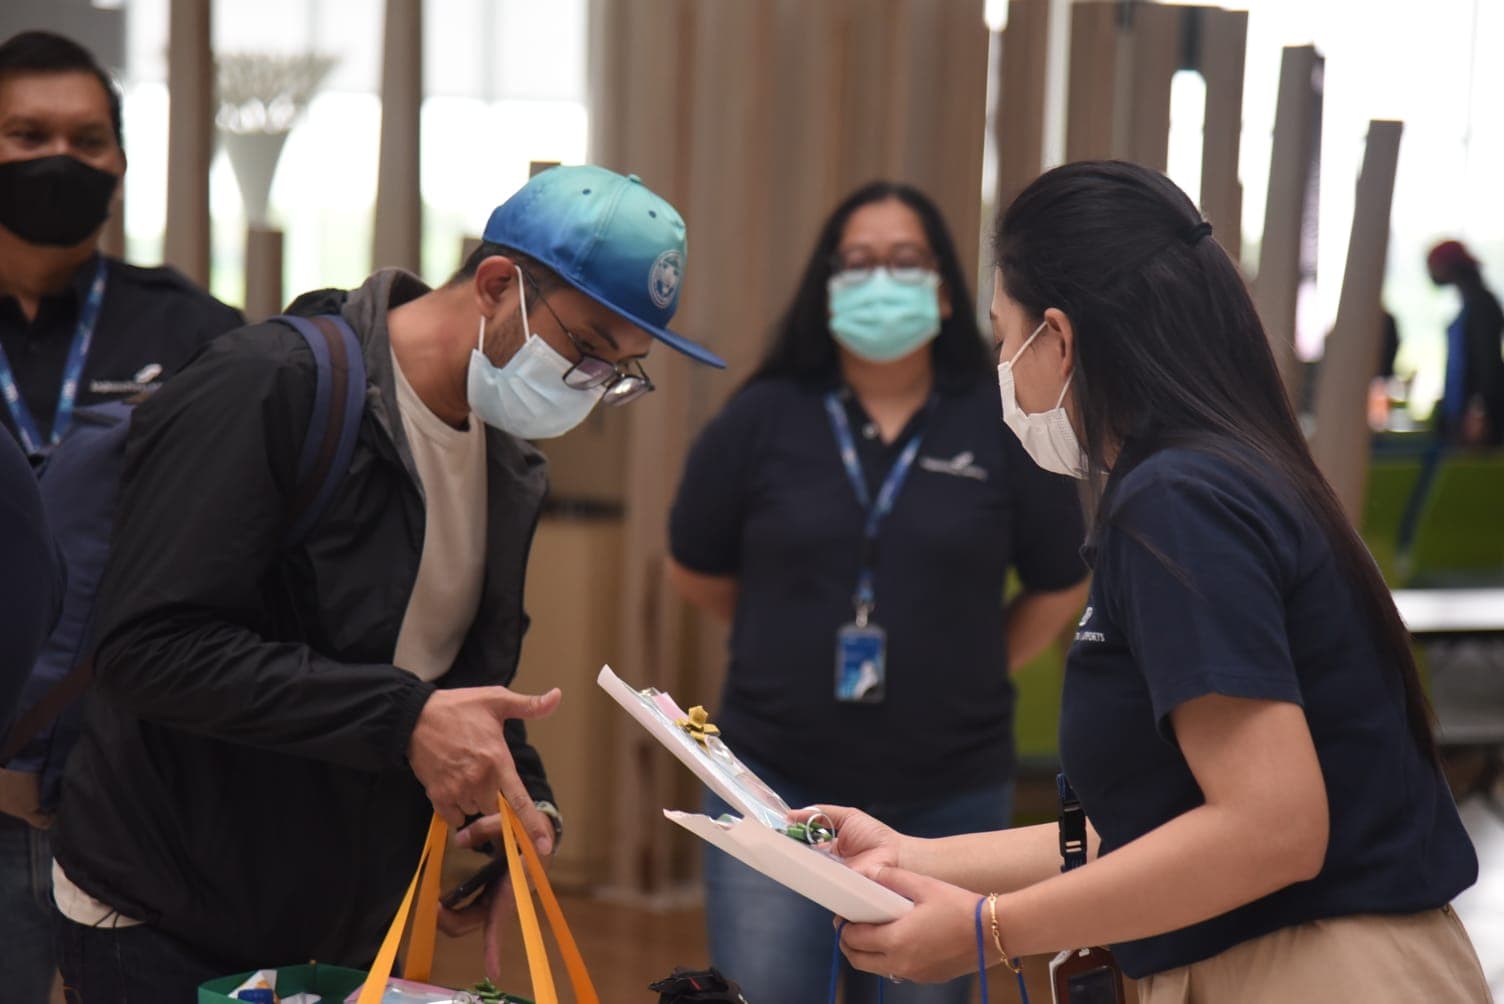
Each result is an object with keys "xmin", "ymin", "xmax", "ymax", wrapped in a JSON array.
[{"xmin": 1183, "ymin": 220, "xmax": 1213, "ymax": 246}]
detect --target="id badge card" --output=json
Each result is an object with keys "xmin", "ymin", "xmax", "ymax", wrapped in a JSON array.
[
  {"xmin": 835, "ymin": 623, "xmax": 886, "ymax": 703},
  {"xmin": 1049, "ymin": 946, "xmax": 1126, "ymax": 1004}
]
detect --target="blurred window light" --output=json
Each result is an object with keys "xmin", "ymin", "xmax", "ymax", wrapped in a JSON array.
[
  {"xmin": 1166, "ymin": 69, "xmax": 1207, "ymax": 210},
  {"xmin": 985, "ymin": 0, "xmax": 1009, "ymax": 33}
]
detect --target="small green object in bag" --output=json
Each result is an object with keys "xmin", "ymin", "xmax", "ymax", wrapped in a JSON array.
[{"xmin": 198, "ymin": 963, "xmax": 368, "ymax": 1003}]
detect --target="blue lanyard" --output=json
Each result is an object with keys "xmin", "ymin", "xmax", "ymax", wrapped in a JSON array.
[
  {"xmin": 823, "ymin": 390, "xmax": 936, "ymax": 624},
  {"xmin": 0, "ymin": 257, "xmax": 108, "ymax": 454}
]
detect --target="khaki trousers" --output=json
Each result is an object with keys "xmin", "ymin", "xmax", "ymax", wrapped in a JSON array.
[{"xmin": 1137, "ymin": 906, "xmax": 1492, "ymax": 1004}]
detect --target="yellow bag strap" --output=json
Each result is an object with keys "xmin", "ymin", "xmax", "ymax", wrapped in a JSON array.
[
  {"xmin": 404, "ymin": 812, "xmax": 448, "ymax": 981},
  {"xmin": 497, "ymin": 795, "xmax": 599, "ymax": 1004},
  {"xmin": 358, "ymin": 799, "xmax": 597, "ymax": 1004},
  {"xmin": 498, "ymin": 798, "xmax": 557, "ymax": 1004},
  {"xmin": 356, "ymin": 815, "xmax": 445, "ymax": 1004}
]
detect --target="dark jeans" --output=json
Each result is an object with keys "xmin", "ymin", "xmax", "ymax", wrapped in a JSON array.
[
  {"xmin": 703, "ymin": 753, "xmax": 1015, "ymax": 1004},
  {"xmin": 55, "ymin": 911, "xmax": 228, "ymax": 1003},
  {"xmin": 0, "ymin": 813, "xmax": 56, "ymax": 1003}
]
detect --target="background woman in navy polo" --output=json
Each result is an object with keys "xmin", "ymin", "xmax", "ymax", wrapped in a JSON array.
[
  {"xmin": 821, "ymin": 162, "xmax": 1488, "ymax": 1003},
  {"xmin": 667, "ymin": 181, "xmax": 1089, "ymax": 1003}
]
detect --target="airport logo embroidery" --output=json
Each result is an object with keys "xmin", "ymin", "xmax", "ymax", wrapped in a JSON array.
[
  {"xmin": 89, "ymin": 361, "xmax": 165, "ymax": 396},
  {"xmin": 919, "ymin": 450, "xmax": 988, "ymax": 481},
  {"xmin": 1075, "ymin": 605, "xmax": 1106, "ymax": 643}
]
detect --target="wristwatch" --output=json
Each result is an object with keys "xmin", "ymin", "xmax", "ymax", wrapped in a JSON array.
[{"xmin": 534, "ymin": 799, "xmax": 564, "ymax": 848}]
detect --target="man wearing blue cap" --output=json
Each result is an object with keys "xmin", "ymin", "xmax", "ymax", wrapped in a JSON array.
[{"xmin": 50, "ymin": 166, "xmax": 723, "ymax": 1000}]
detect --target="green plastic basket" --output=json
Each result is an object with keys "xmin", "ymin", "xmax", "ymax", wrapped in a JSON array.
[{"xmin": 198, "ymin": 963, "xmax": 367, "ymax": 1003}]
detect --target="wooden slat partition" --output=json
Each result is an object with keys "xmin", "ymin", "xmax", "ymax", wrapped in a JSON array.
[
  {"xmin": 164, "ymin": 0, "xmax": 212, "ymax": 285},
  {"xmin": 1254, "ymin": 45, "xmax": 1323, "ymax": 406},
  {"xmin": 372, "ymin": 0, "xmax": 423, "ymax": 272},
  {"xmin": 1312, "ymin": 121, "xmax": 1404, "ymax": 523},
  {"xmin": 584, "ymin": 0, "xmax": 990, "ymax": 898}
]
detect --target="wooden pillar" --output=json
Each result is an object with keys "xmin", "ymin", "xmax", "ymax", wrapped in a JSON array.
[
  {"xmin": 995, "ymin": 0, "xmax": 1053, "ymax": 211},
  {"xmin": 1200, "ymin": 8, "xmax": 1247, "ymax": 261},
  {"xmin": 765, "ymin": 0, "xmax": 846, "ymax": 304},
  {"xmin": 1254, "ymin": 46, "xmax": 1323, "ymax": 408},
  {"xmin": 1063, "ymin": 2, "xmax": 1246, "ymax": 268},
  {"xmin": 163, "ymin": 0, "xmax": 212, "ymax": 285},
  {"xmin": 1312, "ymin": 121, "xmax": 1403, "ymax": 523},
  {"xmin": 372, "ymin": 0, "xmax": 422, "ymax": 273},
  {"xmin": 1123, "ymin": 4, "xmax": 1180, "ymax": 172},
  {"xmin": 243, "ymin": 225, "xmax": 283, "ymax": 322},
  {"xmin": 1065, "ymin": 1, "xmax": 1121, "ymax": 163},
  {"xmin": 931, "ymin": 0, "xmax": 990, "ymax": 284}
]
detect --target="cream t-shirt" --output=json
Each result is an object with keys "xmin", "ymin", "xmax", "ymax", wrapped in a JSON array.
[
  {"xmin": 389, "ymin": 347, "xmax": 488, "ymax": 681},
  {"xmin": 55, "ymin": 350, "xmax": 489, "ymax": 927}
]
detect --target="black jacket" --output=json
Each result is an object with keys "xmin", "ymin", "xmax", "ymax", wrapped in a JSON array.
[{"xmin": 55, "ymin": 270, "xmax": 553, "ymax": 969}]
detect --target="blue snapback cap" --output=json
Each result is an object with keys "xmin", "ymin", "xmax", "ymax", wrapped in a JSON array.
[{"xmin": 483, "ymin": 165, "xmax": 724, "ymax": 368}]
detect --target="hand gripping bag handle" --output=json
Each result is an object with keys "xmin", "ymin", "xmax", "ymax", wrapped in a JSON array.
[{"xmin": 357, "ymin": 798, "xmax": 597, "ymax": 1004}]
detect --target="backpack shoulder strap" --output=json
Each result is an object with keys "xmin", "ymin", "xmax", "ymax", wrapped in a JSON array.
[
  {"xmin": 0, "ymin": 659, "xmax": 91, "ymax": 765},
  {"xmin": 2, "ymin": 327, "xmax": 365, "ymax": 766},
  {"xmin": 1, "ymin": 404, "xmax": 134, "ymax": 765},
  {"xmin": 273, "ymin": 314, "xmax": 367, "ymax": 545}
]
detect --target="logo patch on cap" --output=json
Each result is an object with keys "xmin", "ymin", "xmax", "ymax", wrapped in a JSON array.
[{"xmin": 649, "ymin": 250, "xmax": 682, "ymax": 310}]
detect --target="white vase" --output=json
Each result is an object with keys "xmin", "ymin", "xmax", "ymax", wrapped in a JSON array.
[{"xmin": 222, "ymin": 129, "xmax": 292, "ymax": 227}]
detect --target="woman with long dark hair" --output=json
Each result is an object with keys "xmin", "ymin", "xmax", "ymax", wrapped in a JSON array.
[
  {"xmin": 819, "ymin": 162, "xmax": 1488, "ymax": 1002},
  {"xmin": 667, "ymin": 181, "xmax": 1090, "ymax": 1002}
]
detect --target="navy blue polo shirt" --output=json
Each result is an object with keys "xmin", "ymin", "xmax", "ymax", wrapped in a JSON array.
[
  {"xmin": 670, "ymin": 374, "xmax": 1087, "ymax": 804},
  {"xmin": 1060, "ymin": 445, "xmax": 1478, "ymax": 978}
]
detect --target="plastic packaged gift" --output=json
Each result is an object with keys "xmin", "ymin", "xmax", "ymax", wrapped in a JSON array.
[{"xmin": 342, "ymin": 978, "xmax": 524, "ymax": 1004}]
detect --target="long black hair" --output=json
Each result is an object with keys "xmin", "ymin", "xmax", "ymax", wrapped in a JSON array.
[
  {"xmin": 994, "ymin": 160, "xmax": 1436, "ymax": 754},
  {"xmin": 747, "ymin": 181, "xmax": 989, "ymax": 390}
]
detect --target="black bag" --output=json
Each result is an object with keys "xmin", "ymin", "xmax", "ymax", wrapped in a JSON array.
[{"xmin": 649, "ymin": 966, "xmax": 749, "ymax": 1003}]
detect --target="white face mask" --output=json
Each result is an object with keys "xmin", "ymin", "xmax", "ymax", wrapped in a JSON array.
[
  {"xmin": 997, "ymin": 320, "xmax": 1087, "ymax": 478},
  {"xmin": 466, "ymin": 267, "xmax": 603, "ymax": 439}
]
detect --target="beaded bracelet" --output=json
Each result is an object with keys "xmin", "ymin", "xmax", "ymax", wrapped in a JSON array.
[{"xmin": 987, "ymin": 893, "xmax": 1023, "ymax": 975}]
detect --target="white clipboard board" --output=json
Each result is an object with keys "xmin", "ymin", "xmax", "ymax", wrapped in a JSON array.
[{"xmin": 597, "ymin": 665, "xmax": 912, "ymax": 923}]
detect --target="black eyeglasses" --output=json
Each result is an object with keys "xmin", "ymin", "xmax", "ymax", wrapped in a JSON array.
[
  {"xmin": 829, "ymin": 242, "xmax": 938, "ymax": 286},
  {"xmin": 521, "ymin": 270, "xmax": 655, "ymax": 407}
]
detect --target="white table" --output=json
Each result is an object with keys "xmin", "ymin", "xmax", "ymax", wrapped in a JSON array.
[{"xmin": 1393, "ymin": 589, "xmax": 1504, "ymax": 639}]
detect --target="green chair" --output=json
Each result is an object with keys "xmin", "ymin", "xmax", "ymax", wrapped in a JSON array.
[
  {"xmin": 1361, "ymin": 459, "xmax": 1424, "ymax": 586},
  {"xmin": 1404, "ymin": 454, "xmax": 1504, "ymax": 587}
]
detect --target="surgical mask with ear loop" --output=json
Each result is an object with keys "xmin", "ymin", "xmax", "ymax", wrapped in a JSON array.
[
  {"xmin": 465, "ymin": 267, "xmax": 604, "ymax": 439},
  {"xmin": 997, "ymin": 320, "xmax": 1088, "ymax": 478}
]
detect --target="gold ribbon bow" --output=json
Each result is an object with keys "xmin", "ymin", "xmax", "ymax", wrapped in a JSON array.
[{"xmin": 676, "ymin": 705, "xmax": 720, "ymax": 746}]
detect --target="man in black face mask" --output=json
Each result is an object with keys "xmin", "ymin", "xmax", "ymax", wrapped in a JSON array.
[
  {"xmin": 0, "ymin": 29, "xmax": 243, "ymax": 1003},
  {"xmin": 0, "ymin": 31, "xmax": 244, "ymax": 454}
]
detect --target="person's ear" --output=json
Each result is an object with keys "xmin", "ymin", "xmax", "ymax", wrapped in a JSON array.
[
  {"xmin": 937, "ymin": 279, "xmax": 953, "ymax": 321},
  {"xmin": 472, "ymin": 254, "xmax": 520, "ymax": 320},
  {"xmin": 1042, "ymin": 307, "xmax": 1075, "ymax": 382}
]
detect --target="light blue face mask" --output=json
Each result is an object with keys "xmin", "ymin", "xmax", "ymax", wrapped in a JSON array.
[
  {"xmin": 466, "ymin": 267, "xmax": 603, "ymax": 439},
  {"xmin": 827, "ymin": 268, "xmax": 942, "ymax": 363}
]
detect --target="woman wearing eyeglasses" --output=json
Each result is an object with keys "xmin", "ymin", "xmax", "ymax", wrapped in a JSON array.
[
  {"xmin": 667, "ymin": 182, "xmax": 1091, "ymax": 1003},
  {"xmin": 816, "ymin": 162, "xmax": 1488, "ymax": 1002}
]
